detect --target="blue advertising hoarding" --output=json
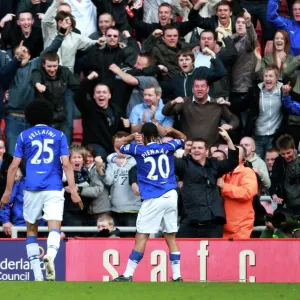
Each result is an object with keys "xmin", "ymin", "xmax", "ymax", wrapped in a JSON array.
[{"xmin": 0, "ymin": 240, "xmax": 66, "ymax": 281}]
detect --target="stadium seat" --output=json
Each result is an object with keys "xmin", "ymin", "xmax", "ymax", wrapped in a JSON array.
[
  {"xmin": 264, "ymin": 41, "xmax": 273, "ymax": 55},
  {"xmin": 72, "ymin": 119, "xmax": 83, "ymax": 144}
]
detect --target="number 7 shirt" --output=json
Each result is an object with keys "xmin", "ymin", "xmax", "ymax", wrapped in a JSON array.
[
  {"xmin": 120, "ymin": 139, "xmax": 185, "ymax": 200},
  {"xmin": 14, "ymin": 125, "xmax": 69, "ymax": 191}
]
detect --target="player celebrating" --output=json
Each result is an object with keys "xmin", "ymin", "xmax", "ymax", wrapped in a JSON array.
[
  {"xmin": 0, "ymin": 100, "xmax": 82, "ymax": 281},
  {"xmin": 113, "ymin": 123, "xmax": 186, "ymax": 282}
]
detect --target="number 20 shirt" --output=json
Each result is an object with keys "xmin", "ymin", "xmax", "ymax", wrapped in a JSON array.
[
  {"xmin": 14, "ymin": 125, "xmax": 69, "ymax": 191},
  {"xmin": 120, "ymin": 139, "xmax": 185, "ymax": 200}
]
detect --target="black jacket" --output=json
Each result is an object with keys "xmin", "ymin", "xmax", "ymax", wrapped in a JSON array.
[
  {"xmin": 175, "ymin": 148, "xmax": 239, "ymax": 224},
  {"xmin": 243, "ymin": 85, "xmax": 288, "ymax": 137},
  {"xmin": 81, "ymin": 43, "xmax": 138, "ymax": 89},
  {"xmin": 74, "ymin": 78, "xmax": 128, "ymax": 153},
  {"xmin": 31, "ymin": 66, "xmax": 80, "ymax": 106},
  {"xmin": 270, "ymin": 156, "xmax": 286, "ymax": 205}
]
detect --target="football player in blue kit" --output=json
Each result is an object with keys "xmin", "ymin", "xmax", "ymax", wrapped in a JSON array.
[
  {"xmin": 0, "ymin": 100, "xmax": 82, "ymax": 281},
  {"xmin": 113, "ymin": 123, "xmax": 186, "ymax": 282}
]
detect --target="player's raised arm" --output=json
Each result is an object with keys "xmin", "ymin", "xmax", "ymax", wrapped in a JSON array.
[
  {"xmin": 164, "ymin": 127, "xmax": 187, "ymax": 142},
  {"xmin": 61, "ymin": 155, "xmax": 83, "ymax": 210},
  {"xmin": 0, "ymin": 157, "xmax": 22, "ymax": 209},
  {"xmin": 114, "ymin": 132, "xmax": 142, "ymax": 150}
]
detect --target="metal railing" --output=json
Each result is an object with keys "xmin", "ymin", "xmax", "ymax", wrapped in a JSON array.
[{"xmin": 0, "ymin": 226, "xmax": 265, "ymax": 238}]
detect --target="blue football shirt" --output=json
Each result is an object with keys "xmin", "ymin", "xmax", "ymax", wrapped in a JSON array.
[
  {"xmin": 120, "ymin": 139, "xmax": 184, "ymax": 200},
  {"xmin": 14, "ymin": 125, "xmax": 69, "ymax": 191}
]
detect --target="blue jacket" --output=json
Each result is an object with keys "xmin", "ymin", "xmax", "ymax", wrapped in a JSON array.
[
  {"xmin": 267, "ymin": 0, "xmax": 300, "ymax": 56},
  {"xmin": 282, "ymin": 95, "xmax": 300, "ymax": 115},
  {"xmin": 0, "ymin": 179, "xmax": 45, "ymax": 226}
]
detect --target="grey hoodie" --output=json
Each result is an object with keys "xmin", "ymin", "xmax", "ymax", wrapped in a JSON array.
[
  {"xmin": 85, "ymin": 163, "xmax": 111, "ymax": 214},
  {"xmin": 248, "ymin": 153, "xmax": 271, "ymax": 189},
  {"xmin": 101, "ymin": 153, "xmax": 141, "ymax": 212},
  {"xmin": 254, "ymin": 81, "xmax": 283, "ymax": 136}
]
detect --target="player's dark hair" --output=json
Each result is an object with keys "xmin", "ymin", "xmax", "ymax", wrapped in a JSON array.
[
  {"xmin": 141, "ymin": 123, "xmax": 159, "ymax": 142},
  {"xmin": 25, "ymin": 100, "xmax": 54, "ymax": 126}
]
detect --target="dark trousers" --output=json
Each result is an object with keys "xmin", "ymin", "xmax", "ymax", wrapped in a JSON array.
[{"xmin": 177, "ymin": 223, "xmax": 224, "ymax": 238}]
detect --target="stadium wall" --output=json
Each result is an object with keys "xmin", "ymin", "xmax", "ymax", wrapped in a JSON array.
[{"xmin": 1, "ymin": 239, "xmax": 300, "ymax": 282}]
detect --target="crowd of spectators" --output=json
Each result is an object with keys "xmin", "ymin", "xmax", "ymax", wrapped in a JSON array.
[{"xmin": 0, "ymin": 0, "xmax": 300, "ymax": 239}]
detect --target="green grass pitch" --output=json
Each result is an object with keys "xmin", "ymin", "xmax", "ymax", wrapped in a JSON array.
[{"xmin": 1, "ymin": 282, "xmax": 300, "ymax": 300}]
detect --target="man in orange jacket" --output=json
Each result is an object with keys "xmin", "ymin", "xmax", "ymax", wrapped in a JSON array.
[{"xmin": 217, "ymin": 145, "xmax": 258, "ymax": 238}]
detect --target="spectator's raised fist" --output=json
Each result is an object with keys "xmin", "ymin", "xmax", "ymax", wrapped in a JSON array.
[
  {"xmin": 243, "ymin": 8, "xmax": 251, "ymax": 25},
  {"xmin": 37, "ymin": 13, "xmax": 45, "ymax": 20},
  {"xmin": 95, "ymin": 156, "xmax": 104, "ymax": 167},
  {"xmin": 220, "ymin": 124, "xmax": 233, "ymax": 131},
  {"xmin": 121, "ymin": 117, "xmax": 130, "ymax": 128},
  {"xmin": 32, "ymin": 0, "xmax": 41, "ymax": 4},
  {"xmin": 215, "ymin": 26, "xmax": 226, "ymax": 35},
  {"xmin": 202, "ymin": 47, "xmax": 215, "ymax": 57},
  {"xmin": 216, "ymin": 97, "xmax": 230, "ymax": 106},
  {"xmin": 122, "ymin": 30, "xmax": 131, "ymax": 39},
  {"xmin": 218, "ymin": 126, "xmax": 231, "ymax": 141},
  {"xmin": 35, "ymin": 83, "xmax": 46, "ymax": 93},
  {"xmin": 87, "ymin": 71, "xmax": 99, "ymax": 80},
  {"xmin": 98, "ymin": 36, "xmax": 106, "ymax": 45},
  {"xmin": 109, "ymin": 63, "xmax": 121, "ymax": 74},
  {"xmin": 158, "ymin": 65, "xmax": 168, "ymax": 75},
  {"xmin": 152, "ymin": 29, "xmax": 163, "ymax": 38},
  {"xmin": 172, "ymin": 97, "xmax": 184, "ymax": 105},
  {"xmin": 282, "ymin": 81, "xmax": 292, "ymax": 96}
]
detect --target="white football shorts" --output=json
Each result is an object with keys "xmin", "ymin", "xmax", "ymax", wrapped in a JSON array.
[
  {"xmin": 136, "ymin": 189, "xmax": 178, "ymax": 234},
  {"xmin": 23, "ymin": 189, "xmax": 65, "ymax": 224}
]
